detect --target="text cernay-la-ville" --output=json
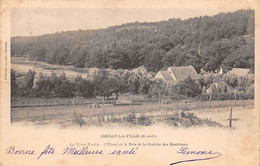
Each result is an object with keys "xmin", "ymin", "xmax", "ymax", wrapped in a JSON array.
[{"xmin": 5, "ymin": 145, "xmax": 138, "ymax": 160}]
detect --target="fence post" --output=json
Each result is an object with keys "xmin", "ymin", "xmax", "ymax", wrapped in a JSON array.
[
  {"xmin": 184, "ymin": 89, "xmax": 187, "ymax": 109},
  {"xmin": 234, "ymin": 87, "xmax": 237, "ymax": 106},
  {"xmin": 102, "ymin": 97, "xmax": 105, "ymax": 121},
  {"xmin": 229, "ymin": 107, "xmax": 233, "ymax": 127},
  {"xmin": 158, "ymin": 91, "xmax": 161, "ymax": 111},
  {"xmin": 42, "ymin": 99, "xmax": 44, "ymax": 120},
  {"xmin": 184, "ymin": 97, "xmax": 187, "ymax": 109},
  {"xmin": 131, "ymin": 94, "xmax": 134, "ymax": 113},
  {"xmin": 209, "ymin": 87, "xmax": 212, "ymax": 108},
  {"xmin": 73, "ymin": 97, "xmax": 75, "ymax": 116}
]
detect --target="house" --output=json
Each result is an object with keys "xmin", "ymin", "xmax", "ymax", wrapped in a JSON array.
[
  {"xmin": 154, "ymin": 71, "xmax": 175, "ymax": 85},
  {"xmin": 228, "ymin": 68, "xmax": 250, "ymax": 77},
  {"xmin": 154, "ymin": 65, "xmax": 200, "ymax": 85}
]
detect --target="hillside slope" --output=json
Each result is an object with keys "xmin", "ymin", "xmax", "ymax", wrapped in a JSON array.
[{"xmin": 11, "ymin": 9, "xmax": 255, "ymax": 73}]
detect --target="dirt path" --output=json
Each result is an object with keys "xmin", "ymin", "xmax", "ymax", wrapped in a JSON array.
[{"xmin": 193, "ymin": 105, "xmax": 254, "ymax": 129}]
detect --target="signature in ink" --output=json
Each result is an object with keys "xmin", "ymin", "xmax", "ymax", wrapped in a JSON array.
[{"xmin": 170, "ymin": 147, "xmax": 222, "ymax": 165}]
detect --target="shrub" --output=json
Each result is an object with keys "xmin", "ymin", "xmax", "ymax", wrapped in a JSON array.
[
  {"xmin": 170, "ymin": 93, "xmax": 186, "ymax": 100},
  {"xmin": 74, "ymin": 76, "xmax": 95, "ymax": 98},
  {"xmin": 73, "ymin": 114, "xmax": 86, "ymax": 127},
  {"xmin": 124, "ymin": 113, "xmax": 137, "ymax": 124},
  {"xmin": 138, "ymin": 115, "xmax": 152, "ymax": 126},
  {"xmin": 170, "ymin": 77, "xmax": 202, "ymax": 98},
  {"xmin": 166, "ymin": 111, "xmax": 222, "ymax": 127}
]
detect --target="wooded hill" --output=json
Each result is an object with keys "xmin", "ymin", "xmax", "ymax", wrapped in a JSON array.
[{"xmin": 11, "ymin": 9, "xmax": 255, "ymax": 73}]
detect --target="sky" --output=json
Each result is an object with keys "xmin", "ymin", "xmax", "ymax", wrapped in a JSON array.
[{"xmin": 11, "ymin": 7, "xmax": 252, "ymax": 37}]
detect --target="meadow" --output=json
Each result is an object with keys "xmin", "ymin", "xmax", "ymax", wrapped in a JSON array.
[
  {"xmin": 11, "ymin": 57, "xmax": 90, "ymax": 78},
  {"xmin": 11, "ymin": 96, "xmax": 254, "ymax": 129}
]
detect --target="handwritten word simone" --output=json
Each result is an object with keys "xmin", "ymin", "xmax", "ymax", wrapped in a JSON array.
[{"xmin": 170, "ymin": 147, "xmax": 222, "ymax": 165}]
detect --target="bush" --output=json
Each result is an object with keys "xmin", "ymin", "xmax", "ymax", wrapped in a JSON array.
[
  {"xmin": 74, "ymin": 76, "xmax": 95, "ymax": 98},
  {"xmin": 170, "ymin": 77, "xmax": 202, "ymax": 98},
  {"xmin": 170, "ymin": 93, "xmax": 186, "ymax": 100},
  {"xmin": 124, "ymin": 113, "xmax": 137, "ymax": 124},
  {"xmin": 138, "ymin": 115, "xmax": 152, "ymax": 126},
  {"xmin": 122, "ymin": 113, "xmax": 152, "ymax": 126},
  {"xmin": 73, "ymin": 114, "xmax": 86, "ymax": 127},
  {"xmin": 166, "ymin": 111, "xmax": 222, "ymax": 127}
]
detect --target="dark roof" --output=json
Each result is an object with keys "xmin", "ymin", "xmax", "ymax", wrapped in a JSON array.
[
  {"xmin": 229, "ymin": 68, "xmax": 250, "ymax": 76},
  {"xmin": 169, "ymin": 66, "xmax": 200, "ymax": 82},
  {"xmin": 159, "ymin": 71, "xmax": 175, "ymax": 82}
]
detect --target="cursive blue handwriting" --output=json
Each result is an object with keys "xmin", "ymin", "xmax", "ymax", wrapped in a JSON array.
[
  {"xmin": 170, "ymin": 147, "xmax": 221, "ymax": 165},
  {"xmin": 5, "ymin": 145, "xmax": 35, "ymax": 155},
  {"xmin": 6, "ymin": 145, "xmax": 140, "ymax": 159},
  {"xmin": 37, "ymin": 144, "xmax": 55, "ymax": 160},
  {"xmin": 63, "ymin": 147, "xmax": 103, "ymax": 155},
  {"xmin": 109, "ymin": 147, "xmax": 138, "ymax": 155}
]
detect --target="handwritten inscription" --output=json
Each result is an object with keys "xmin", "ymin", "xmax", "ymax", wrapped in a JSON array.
[
  {"xmin": 6, "ymin": 145, "xmax": 138, "ymax": 159},
  {"xmin": 6, "ymin": 144, "xmax": 221, "ymax": 164},
  {"xmin": 109, "ymin": 147, "xmax": 138, "ymax": 155},
  {"xmin": 170, "ymin": 147, "xmax": 222, "ymax": 165},
  {"xmin": 37, "ymin": 144, "xmax": 55, "ymax": 159},
  {"xmin": 63, "ymin": 147, "xmax": 103, "ymax": 155},
  {"xmin": 6, "ymin": 145, "xmax": 35, "ymax": 155}
]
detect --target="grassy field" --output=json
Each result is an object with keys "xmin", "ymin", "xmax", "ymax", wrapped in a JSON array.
[
  {"xmin": 11, "ymin": 99, "xmax": 254, "ymax": 128},
  {"xmin": 11, "ymin": 57, "xmax": 90, "ymax": 78}
]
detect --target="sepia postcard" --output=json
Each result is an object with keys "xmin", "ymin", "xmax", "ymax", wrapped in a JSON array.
[{"xmin": 0, "ymin": 0, "xmax": 259, "ymax": 165}]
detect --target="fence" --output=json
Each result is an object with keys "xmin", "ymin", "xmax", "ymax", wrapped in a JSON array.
[
  {"xmin": 11, "ymin": 97, "xmax": 254, "ymax": 123},
  {"xmin": 11, "ymin": 97, "xmax": 112, "ymax": 108},
  {"xmin": 11, "ymin": 96, "xmax": 149, "ymax": 123}
]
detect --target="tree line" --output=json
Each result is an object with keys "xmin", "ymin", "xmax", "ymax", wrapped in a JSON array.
[
  {"xmin": 11, "ymin": 9, "xmax": 254, "ymax": 73},
  {"xmin": 11, "ymin": 69, "xmax": 254, "ymax": 102}
]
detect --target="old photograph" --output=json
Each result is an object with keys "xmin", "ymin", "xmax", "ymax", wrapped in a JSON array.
[
  {"xmin": 10, "ymin": 8, "xmax": 255, "ymax": 128},
  {"xmin": 1, "ymin": 0, "xmax": 259, "ymax": 166}
]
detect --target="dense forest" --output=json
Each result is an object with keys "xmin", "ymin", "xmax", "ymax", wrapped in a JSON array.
[{"xmin": 11, "ymin": 9, "xmax": 255, "ymax": 73}]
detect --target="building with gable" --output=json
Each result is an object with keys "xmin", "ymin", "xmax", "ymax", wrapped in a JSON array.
[
  {"xmin": 228, "ymin": 68, "xmax": 251, "ymax": 77},
  {"xmin": 154, "ymin": 65, "xmax": 200, "ymax": 86}
]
